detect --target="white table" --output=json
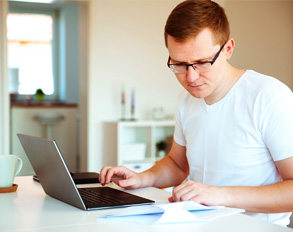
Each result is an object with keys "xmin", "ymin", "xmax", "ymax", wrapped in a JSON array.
[{"xmin": 1, "ymin": 176, "xmax": 292, "ymax": 232}]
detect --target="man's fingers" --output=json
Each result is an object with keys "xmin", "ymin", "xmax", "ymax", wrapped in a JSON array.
[
  {"xmin": 99, "ymin": 166, "xmax": 137, "ymax": 187},
  {"xmin": 99, "ymin": 166, "xmax": 112, "ymax": 185},
  {"xmin": 100, "ymin": 166, "xmax": 123, "ymax": 185},
  {"xmin": 172, "ymin": 182, "xmax": 189, "ymax": 201},
  {"xmin": 172, "ymin": 181, "xmax": 199, "ymax": 202},
  {"xmin": 118, "ymin": 177, "xmax": 137, "ymax": 189},
  {"xmin": 105, "ymin": 167, "xmax": 124, "ymax": 184}
]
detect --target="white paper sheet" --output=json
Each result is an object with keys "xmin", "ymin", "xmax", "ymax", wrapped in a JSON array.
[{"xmin": 98, "ymin": 201, "xmax": 244, "ymax": 224}]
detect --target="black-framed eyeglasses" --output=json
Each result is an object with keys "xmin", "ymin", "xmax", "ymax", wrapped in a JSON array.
[{"xmin": 167, "ymin": 42, "xmax": 226, "ymax": 74}]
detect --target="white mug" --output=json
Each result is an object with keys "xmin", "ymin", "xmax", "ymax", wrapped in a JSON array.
[{"xmin": 0, "ymin": 155, "xmax": 22, "ymax": 188}]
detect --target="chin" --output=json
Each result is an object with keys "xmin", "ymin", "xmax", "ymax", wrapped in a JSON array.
[{"xmin": 187, "ymin": 89, "xmax": 208, "ymax": 99}]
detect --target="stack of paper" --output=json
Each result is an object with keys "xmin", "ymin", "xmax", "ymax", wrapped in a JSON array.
[{"xmin": 99, "ymin": 201, "xmax": 244, "ymax": 224}]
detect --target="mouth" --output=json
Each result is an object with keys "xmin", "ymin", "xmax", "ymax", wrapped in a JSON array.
[{"xmin": 188, "ymin": 83, "xmax": 204, "ymax": 88}]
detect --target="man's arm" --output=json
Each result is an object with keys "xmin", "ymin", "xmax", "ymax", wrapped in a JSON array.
[
  {"xmin": 224, "ymin": 156, "xmax": 293, "ymax": 213},
  {"xmin": 99, "ymin": 141, "xmax": 189, "ymax": 189},
  {"xmin": 171, "ymin": 156, "xmax": 293, "ymax": 213},
  {"xmin": 142, "ymin": 141, "xmax": 189, "ymax": 188}
]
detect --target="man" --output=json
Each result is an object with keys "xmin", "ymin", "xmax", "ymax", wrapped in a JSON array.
[{"xmin": 100, "ymin": 0, "xmax": 293, "ymax": 226}]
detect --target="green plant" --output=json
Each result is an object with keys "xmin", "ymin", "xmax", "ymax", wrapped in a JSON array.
[
  {"xmin": 156, "ymin": 140, "xmax": 166, "ymax": 151},
  {"xmin": 35, "ymin": 89, "xmax": 45, "ymax": 95},
  {"xmin": 35, "ymin": 88, "xmax": 45, "ymax": 102}
]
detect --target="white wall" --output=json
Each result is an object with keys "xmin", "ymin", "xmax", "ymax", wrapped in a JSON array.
[
  {"xmin": 87, "ymin": 0, "xmax": 183, "ymax": 171},
  {"xmin": 226, "ymin": 0, "xmax": 293, "ymax": 90}
]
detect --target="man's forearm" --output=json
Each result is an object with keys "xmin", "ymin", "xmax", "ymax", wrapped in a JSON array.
[
  {"xmin": 222, "ymin": 180, "xmax": 293, "ymax": 213},
  {"xmin": 139, "ymin": 155, "xmax": 188, "ymax": 189}
]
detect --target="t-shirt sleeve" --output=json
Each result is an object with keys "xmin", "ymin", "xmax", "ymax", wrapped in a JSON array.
[{"xmin": 260, "ymin": 85, "xmax": 293, "ymax": 161}]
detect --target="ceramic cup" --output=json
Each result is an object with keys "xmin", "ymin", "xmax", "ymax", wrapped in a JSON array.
[{"xmin": 0, "ymin": 155, "xmax": 22, "ymax": 188}]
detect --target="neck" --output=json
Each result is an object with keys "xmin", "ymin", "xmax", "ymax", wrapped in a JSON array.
[{"xmin": 204, "ymin": 63, "xmax": 245, "ymax": 105}]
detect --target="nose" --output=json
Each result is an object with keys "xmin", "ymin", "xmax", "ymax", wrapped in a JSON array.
[{"xmin": 186, "ymin": 65, "xmax": 200, "ymax": 83}]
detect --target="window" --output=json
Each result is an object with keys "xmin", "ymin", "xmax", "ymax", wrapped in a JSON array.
[{"xmin": 7, "ymin": 10, "xmax": 58, "ymax": 99}]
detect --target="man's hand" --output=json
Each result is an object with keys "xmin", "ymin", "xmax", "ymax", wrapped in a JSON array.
[
  {"xmin": 99, "ymin": 166, "xmax": 142, "ymax": 189},
  {"xmin": 168, "ymin": 180, "xmax": 226, "ymax": 206}
]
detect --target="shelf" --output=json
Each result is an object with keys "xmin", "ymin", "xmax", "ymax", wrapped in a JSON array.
[{"xmin": 103, "ymin": 120, "xmax": 175, "ymax": 172}]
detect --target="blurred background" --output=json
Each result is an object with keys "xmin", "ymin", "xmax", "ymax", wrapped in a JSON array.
[{"xmin": 0, "ymin": 0, "xmax": 292, "ymax": 174}]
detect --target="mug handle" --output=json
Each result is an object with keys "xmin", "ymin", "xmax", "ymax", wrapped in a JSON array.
[{"xmin": 15, "ymin": 157, "xmax": 23, "ymax": 175}]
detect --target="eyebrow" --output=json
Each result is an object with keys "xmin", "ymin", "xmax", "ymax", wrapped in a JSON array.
[{"xmin": 170, "ymin": 55, "xmax": 214, "ymax": 64}]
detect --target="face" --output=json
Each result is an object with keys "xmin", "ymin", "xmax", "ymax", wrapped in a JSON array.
[{"xmin": 167, "ymin": 28, "xmax": 234, "ymax": 104}]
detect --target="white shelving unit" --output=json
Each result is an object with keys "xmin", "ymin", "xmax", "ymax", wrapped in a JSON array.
[{"xmin": 103, "ymin": 120, "xmax": 175, "ymax": 173}]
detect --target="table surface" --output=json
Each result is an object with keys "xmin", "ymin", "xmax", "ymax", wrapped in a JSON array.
[{"xmin": 1, "ymin": 176, "xmax": 292, "ymax": 232}]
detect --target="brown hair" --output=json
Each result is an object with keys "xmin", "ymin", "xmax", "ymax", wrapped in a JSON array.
[{"xmin": 164, "ymin": 0, "xmax": 230, "ymax": 47}]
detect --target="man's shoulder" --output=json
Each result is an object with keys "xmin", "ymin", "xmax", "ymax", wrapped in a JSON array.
[
  {"xmin": 244, "ymin": 70, "xmax": 286, "ymax": 87},
  {"xmin": 240, "ymin": 70, "xmax": 293, "ymax": 107},
  {"xmin": 242, "ymin": 70, "xmax": 291, "ymax": 95}
]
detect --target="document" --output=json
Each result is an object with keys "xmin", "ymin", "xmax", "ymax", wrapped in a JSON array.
[{"xmin": 98, "ymin": 201, "xmax": 244, "ymax": 224}]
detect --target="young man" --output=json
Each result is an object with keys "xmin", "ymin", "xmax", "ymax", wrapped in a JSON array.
[{"xmin": 100, "ymin": 0, "xmax": 293, "ymax": 225}]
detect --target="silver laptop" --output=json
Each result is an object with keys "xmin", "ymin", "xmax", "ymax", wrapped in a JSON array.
[{"xmin": 17, "ymin": 133, "xmax": 154, "ymax": 210}]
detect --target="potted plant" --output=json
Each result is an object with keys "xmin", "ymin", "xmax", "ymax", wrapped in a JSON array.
[
  {"xmin": 156, "ymin": 140, "xmax": 167, "ymax": 158},
  {"xmin": 35, "ymin": 88, "xmax": 45, "ymax": 102}
]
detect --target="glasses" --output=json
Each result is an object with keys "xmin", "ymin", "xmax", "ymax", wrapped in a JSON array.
[{"xmin": 167, "ymin": 42, "xmax": 226, "ymax": 74}]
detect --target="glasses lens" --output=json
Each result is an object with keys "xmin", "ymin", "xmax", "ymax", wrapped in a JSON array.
[
  {"xmin": 196, "ymin": 63, "xmax": 212, "ymax": 72},
  {"xmin": 170, "ymin": 63, "xmax": 211, "ymax": 73},
  {"xmin": 171, "ymin": 65, "xmax": 185, "ymax": 73}
]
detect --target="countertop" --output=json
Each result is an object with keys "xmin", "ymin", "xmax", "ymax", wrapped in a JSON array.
[{"xmin": 10, "ymin": 101, "xmax": 78, "ymax": 108}]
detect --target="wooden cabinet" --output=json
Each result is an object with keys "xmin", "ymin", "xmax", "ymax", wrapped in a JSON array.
[
  {"xmin": 103, "ymin": 121, "xmax": 174, "ymax": 172},
  {"xmin": 10, "ymin": 103, "xmax": 78, "ymax": 176}
]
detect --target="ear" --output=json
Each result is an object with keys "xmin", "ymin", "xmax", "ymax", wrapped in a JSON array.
[{"xmin": 224, "ymin": 38, "xmax": 235, "ymax": 60}]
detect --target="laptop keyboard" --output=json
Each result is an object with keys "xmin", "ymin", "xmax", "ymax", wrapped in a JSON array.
[{"xmin": 78, "ymin": 187, "xmax": 125, "ymax": 206}]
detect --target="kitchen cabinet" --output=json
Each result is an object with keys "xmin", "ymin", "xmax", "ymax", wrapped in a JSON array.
[{"xmin": 10, "ymin": 103, "xmax": 78, "ymax": 176}]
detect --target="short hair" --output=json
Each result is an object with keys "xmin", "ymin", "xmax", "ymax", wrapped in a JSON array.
[{"xmin": 164, "ymin": 0, "xmax": 230, "ymax": 47}]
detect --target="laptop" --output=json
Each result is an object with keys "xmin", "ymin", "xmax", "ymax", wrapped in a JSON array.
[{"xmin": 17, "ymin": 133, "xmax": 154, "ymax": 210}]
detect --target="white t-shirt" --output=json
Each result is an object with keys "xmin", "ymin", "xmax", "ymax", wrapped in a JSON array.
[{"xmin": 174, "ymin": 70, "xmax": 293, "ymax": 225}]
